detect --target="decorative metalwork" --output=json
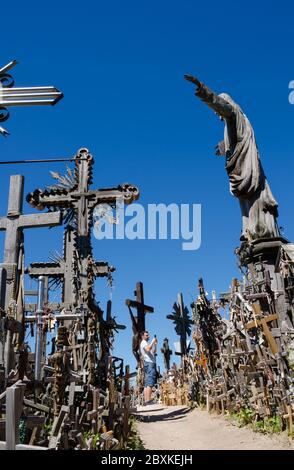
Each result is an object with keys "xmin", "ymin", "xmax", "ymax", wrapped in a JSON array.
[{"xmin": 0, "ymin": 60, "xmax": 63, "ymax": 135}]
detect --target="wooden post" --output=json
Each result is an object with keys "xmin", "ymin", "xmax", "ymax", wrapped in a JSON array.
[{"xmin": 5, "ymin": 381, "xmax": 26, "ymax": 450}]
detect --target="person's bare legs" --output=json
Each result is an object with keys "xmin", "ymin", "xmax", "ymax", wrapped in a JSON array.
[{"xmin": 144, "ymin": 386, "xmax": 152, "ymax": 403}]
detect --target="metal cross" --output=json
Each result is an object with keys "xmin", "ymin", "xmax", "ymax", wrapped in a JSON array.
[{"xmin": 0, "ymin": 60, "xmax": 63, "ymax": 135}]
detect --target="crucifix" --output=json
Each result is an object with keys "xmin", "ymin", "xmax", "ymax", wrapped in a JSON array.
[
  {"xmin": 0, "ymin": 60, "xmax": 63, "ymax": 136},
  {"xmin": 0, "ymin": 174, "xmax": 61, "ymax": 375},
  {"xmin": 125, "ymin": 281, "xmax": 154, "ymax": 362}
]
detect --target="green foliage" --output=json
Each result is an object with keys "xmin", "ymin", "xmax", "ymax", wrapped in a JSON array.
[
  {"xmin": 19, "ymin": 417, "xmax": 27, "ymax": 444},
  {"xmin": 231, "ymin": 407, "xmax": 254, "ymax": 426},
  {"xmin": 83, "ymin": 430, "xmax": 101, "ymax": 449},
  {"xmin": 253, "ymin": 416, "xmax": 282, "ymax": 435},
  {"xmin": 230, "ymin": 408, "xmax": 283, "ymax": 435},
  {"xmin": 127, "ymin": 417, "xmax": 145, "ymax": 450},
  {"xmin": 43, "ymin": 422, "xmax": 53, "ymax": 436}
]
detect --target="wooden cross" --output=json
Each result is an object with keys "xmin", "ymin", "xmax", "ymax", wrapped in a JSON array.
[
  {"xmin": 245, "ymin": 302, "xmax": 279, "ymax": 355},
  {"xmin": 125, "ymin": 281, "xmax": 154, "ymax": 333},
  {"xmin": 26, "ymin": 148, "xmax": 139, "ymax": 308},
  {"xmin": 0, "ymin": 175, "xmax": 61, "ymax": 309},
  {"xmin": 27, "ymin": 226, "xmax": 115, "ymax": 309}
]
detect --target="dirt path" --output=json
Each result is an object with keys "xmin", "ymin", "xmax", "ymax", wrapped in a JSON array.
[{"xmin": 135, "ymin": 406, "xmax": 294, "ymax": 450}]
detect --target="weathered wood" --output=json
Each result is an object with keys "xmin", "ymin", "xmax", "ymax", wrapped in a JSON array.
[{"xmin": 5, "ymin": 381, "xmax": 26, "ymax": 450}]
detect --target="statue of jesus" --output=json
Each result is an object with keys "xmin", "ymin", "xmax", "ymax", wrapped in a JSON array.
[{"xmin": 184, "ymin": 74, "xmax": 280, "ymax": 242}]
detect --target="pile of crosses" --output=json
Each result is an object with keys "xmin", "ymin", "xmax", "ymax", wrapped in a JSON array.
[
  {"xmin": 0, "ymin": 148, "xmax": 139, "ymax": 450},
  {"xmin": 164, "ymin": 240, "xmax": 294, "ymax": 434},
  {"xmin": 159, "ymin": 365, "xmax": 190, "ymax": 407}
]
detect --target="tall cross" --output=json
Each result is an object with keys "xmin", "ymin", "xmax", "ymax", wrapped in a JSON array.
[
  {"xmin": 0, "ymin": 60, "xmax": 63, "ymax": 135},
  {"xmin": 26, "ymin": 147, "xmax": 139, "ymax": 309},
  {"xmin": 126, "ymin": 282, "xmax": 154, "ymax": 362},
  {"xmin": 0, "ymin": 175, "xmax": 61, "ymax": 375},
  {"xmin": 125, "ymin": 282, "xmax": 154, "ymax": 333},
  {"xmin": 0, "ymin": 175, "xmax": 61, "ymax": 309}
]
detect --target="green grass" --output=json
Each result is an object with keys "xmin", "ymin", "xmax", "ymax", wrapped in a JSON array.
[{"xmin": 126, "ymin": 417, "xmax": 145, "ymax": 450}]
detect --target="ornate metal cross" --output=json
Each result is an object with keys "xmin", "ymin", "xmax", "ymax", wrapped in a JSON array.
[
  {"xmin": 167, "ymin": 293, "xmax": 193, "ymax": 358},
  {"xmin": 0, "ymin": 60, "xmax": 63, "ymax": 135},
  {"xmin": 26, "ymin": 148, "xmax": 140, "ymax": 310}
]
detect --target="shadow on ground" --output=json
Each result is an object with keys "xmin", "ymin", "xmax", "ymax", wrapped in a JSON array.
[{"xmin": 138, "ymin": 407, "xmax": 191, "ymax": 423}]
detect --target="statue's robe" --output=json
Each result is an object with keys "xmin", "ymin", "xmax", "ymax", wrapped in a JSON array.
[{"xmin": 196, "ymin": 84, "xmax": 279, "ymax": 241}]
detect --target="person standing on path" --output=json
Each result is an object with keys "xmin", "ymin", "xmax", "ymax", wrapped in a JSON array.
[{"xmin": 139, "ymin": 331, "xmax": 157, "ymax": 404}]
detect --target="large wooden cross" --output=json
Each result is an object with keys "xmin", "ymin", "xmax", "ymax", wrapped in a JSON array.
[
  {"xmin": 0, "ymin": 175, "xmax": 61, "ymax": 309},
  {"xmin": 27, "ymin": 226, "xmax": 115, "ymax": 309},
  {"xmin": 245, "ymin": 310, "xmax": 279, "ymax": 356},
  {"xmin": 0, "ymin": 175, "xmax": 61, "ymax": 374},
  {"xmin": 125, "ymin": 282, "xmax": 154, "ymax": 362},
  {"xmin": 26, "ymin": 147, "xmax": 139, "ymax": 309},
  {"xmin": 125, "ymin": 281, "xmax": 154, "ymax": 333}
]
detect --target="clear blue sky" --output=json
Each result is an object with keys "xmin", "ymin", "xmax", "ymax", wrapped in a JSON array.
[{"xmin": 1, "ymin": 0, "xmax": 294, "ymax": 373}]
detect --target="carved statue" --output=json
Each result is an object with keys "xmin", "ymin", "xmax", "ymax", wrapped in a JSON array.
[{"xmin": 185, "ymin": 74, "xmax": 280, "ymax": 242}]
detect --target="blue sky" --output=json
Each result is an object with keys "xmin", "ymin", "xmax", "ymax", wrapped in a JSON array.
[{"xmin": 1, "ymin": 0, "xmax": 294, "ymax": 373}]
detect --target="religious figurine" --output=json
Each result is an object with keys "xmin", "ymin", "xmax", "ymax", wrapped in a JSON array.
[
  {"xmin": 184, "ymin": 74, "xmax": 280, "ymax": 242},
  {"xmin": 161, "ymin": 338, "xmax": 172, "ymax": 370}
]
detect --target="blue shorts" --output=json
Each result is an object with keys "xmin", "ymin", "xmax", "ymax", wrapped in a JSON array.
[{"xmin": 144, "ymin": 362, "xmax": 157, "ymax": 387}]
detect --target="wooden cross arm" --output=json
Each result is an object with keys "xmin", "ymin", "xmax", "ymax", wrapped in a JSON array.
[
  {"xmin": 89, "ymin": 184, "xmax": 140, "ymax": 206},
  {"xmin": 19, "ymin": 211, "xmax": 62, "ymax": 228},
  {"xmin": 0, "ymin": 218, "xmax": 7, "ymax": 230},
  {"xmin": 95, "ymin": 262, "xmax": 116, "ymax": 277},
  {"xmin": 114, "ymin": 324, "xmax": 126, "ymax": 330},
  {"xmin": 245, "ymin": 314, "xmax": 278, "ymax": 330},
  {"xmin": 26, "ymin": 262, "xmax": 64, "ymax": 278},
  {"xmin": 125, "ymin": 299, "xmax": 154, "ymax": 313}
]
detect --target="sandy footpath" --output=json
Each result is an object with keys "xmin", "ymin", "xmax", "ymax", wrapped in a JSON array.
[{"xmin": 135, "ymin": 406, "xmax": 294, "ymax": 450}]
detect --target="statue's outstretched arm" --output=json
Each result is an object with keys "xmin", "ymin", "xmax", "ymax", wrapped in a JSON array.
[{"xmin": 184, "ymin": 74, "xmax": 234, "ymax": 120}]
